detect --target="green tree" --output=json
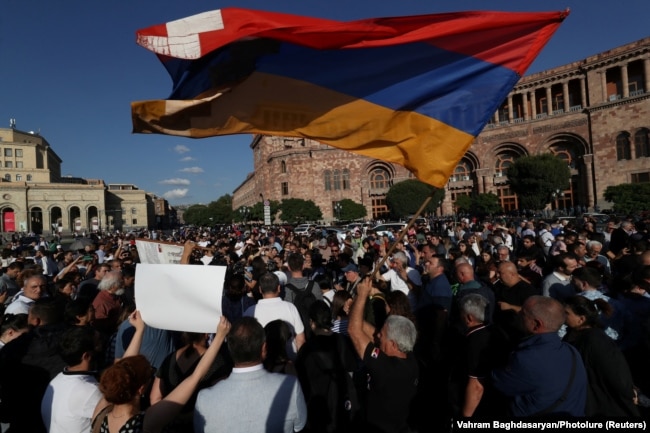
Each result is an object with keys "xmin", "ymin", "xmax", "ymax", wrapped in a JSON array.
[
  {"xmin": 279, "ymin": 198, "xmax": 323, "ymax": 223},
  {"xmin": 604, "ymin": 183, "xmax": 650, "ymax": 215},
  {"xmin": 247, "ymin": 200, "xmax": 281, "ymax": 222},
  {"xmin": 183, "ymin": 204, "xmax": 210, "ymax": 226},
  {"xmin": 472, "ymin": 193, "xmax": 502, "ymax": 216},
  {"xmin": 455, "ymin": 195, "xmax": 472, "ymax": 214},
  {"xmin": 337, "ymin": 198, "xmax": 367, "ymax": 221},
  {"xmin": 385, "ymin": 179, "xmax": 445, "ymax": 219},
  {"xmin": 506, "ymin": 153, "xmax": 570, "ymax": 211},
  {"xmin": 208, "ymin": 194, "xmax": 234, "ymax": 224}
]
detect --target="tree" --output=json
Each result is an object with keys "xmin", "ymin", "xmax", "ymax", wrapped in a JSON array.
[
  {"xmin": 506, "ymin": 153, "xmax": 570, "ymax": 211},
  {"xmin": 472, "ymin": 193, "xmax": 502, "ymax": 216},
  {"xmin": 455, "ymin": 195, "xmax": 472, "ymax": 214},
  {"xmin": 183, "ymin": 204, "xmax": 210, "ymax": 226},
  {"xmin": 208, "ymin": 194, "xmax": 234, "ymax": 224},
  {"xmin": 385, "ymin": 179, "xmax": 445, "ymax": 220},
  {"xmin": 604, "ymin": 183, "xmax": 650, "ymax": 215},
  {"xmin": 247, "ymin": 200, "xmax": 281, "ymax": 222},
  {"xmin": 279, "ymin": 198, "xmax": 322, "ymax": 223},
  {"xmin": 337, "ymin": 198, "xmax": 367, "ymax": 221}
]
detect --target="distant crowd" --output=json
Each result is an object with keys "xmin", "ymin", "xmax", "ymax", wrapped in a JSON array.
[{"xmin": 1, "ymin": 212, "xmax": 650, "ymax": 432}]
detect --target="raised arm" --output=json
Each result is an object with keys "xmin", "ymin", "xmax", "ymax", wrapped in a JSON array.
[
  {"xmin": 144, "ymin": 316, "xmax": 231, "ymax": 433},
  {"xmin": 348, "ymin": 277, "xmax": 375, "ymax": 359},
  {"xmin": 120, "ymin": 310, "xmax": 146, "ymax": 359}
]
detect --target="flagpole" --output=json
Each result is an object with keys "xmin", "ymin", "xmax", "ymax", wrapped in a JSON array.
[{"xmin": 371, "ymin": 189, "xmax": 438, "ymax": 280}]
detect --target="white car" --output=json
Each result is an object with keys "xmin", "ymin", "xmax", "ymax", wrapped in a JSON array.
[
  {"xmin": 294, "ymin": 224, "xmax": 316, "ymax": 235},
  {"xmin": 370, "ymin": 222, "xmax": 408, "ymax": 238}
]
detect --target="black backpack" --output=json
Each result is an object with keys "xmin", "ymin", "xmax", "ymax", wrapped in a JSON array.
[{"xmin": 286, "ymin": 281, "xmax": 317, "ymax": 338}]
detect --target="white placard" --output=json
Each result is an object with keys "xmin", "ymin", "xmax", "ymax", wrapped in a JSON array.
[{"xmin": 135, "ymin": 263, "xmax": 226, "ymax": 332}]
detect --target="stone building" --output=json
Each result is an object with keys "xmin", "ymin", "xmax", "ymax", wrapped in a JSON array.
[
  {"xmin": 232, "ymin": 37, "xmax": 650, "ymax": 222},
  {"xmin": 0, "ymin": 128, "xmax": 174, "ymax": 235}
]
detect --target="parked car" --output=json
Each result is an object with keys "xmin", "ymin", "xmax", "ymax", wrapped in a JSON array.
[
  {"xmin": 294, "ymin": 224, "xmax": 317, "ymax": 235},
  {"xmin": 369, "ymin": 222, "xmax": 408, "ymax": 238}
]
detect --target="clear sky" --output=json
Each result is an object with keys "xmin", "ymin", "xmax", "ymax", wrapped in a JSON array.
[{"xmin": 1, "ymin": 0, "xmax": 648, "ymax": 206}]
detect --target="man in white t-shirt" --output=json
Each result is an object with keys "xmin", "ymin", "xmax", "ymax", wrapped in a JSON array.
[
  {"xmin": 41, "ymin": 326, "xmax": 106, "ymax": 433},
  {"xmin": 244, "ymin": 272, "xmax": 305, "ymax": 358},
  {"xmin": 381, "ymin": 251, "xmax": 422, "ymax": 296}
]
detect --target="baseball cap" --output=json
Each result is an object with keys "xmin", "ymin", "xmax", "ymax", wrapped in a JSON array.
[{"xmin": 341, "ymin": 263, "xmax": 358, "ymax": 273}]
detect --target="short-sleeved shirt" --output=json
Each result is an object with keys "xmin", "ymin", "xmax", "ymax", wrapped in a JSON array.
[
  {"xmin": 244, "ymin": 297, "xmax": 304, "ymax": 358},
  {"xmin": 41, "ymin": 370, "xmax": 103, "ymax": 433},
  {"xmin": 381, "ymin": 267, "xmax": 422, "ymax": 296},
  {"xmin": 363, "ymin": 343, "xmax": 419, "ymax": 433}
]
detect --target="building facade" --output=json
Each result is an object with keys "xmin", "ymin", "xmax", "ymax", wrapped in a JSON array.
[
  {"xmin": 232, "ymin": 37, "xmax": 650, "ymax": 221},
  {"xmin": 0, "ymin": 128, "xmax": 175, "ymax": 235}
]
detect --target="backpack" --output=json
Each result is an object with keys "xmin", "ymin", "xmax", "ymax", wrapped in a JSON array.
[
  {"xmin": 286, "ymin": 281, "xmax": 317, "ymax": 338},
  {"xmin": 305, "ymin": 335, "xmax": 361, "ymax": 432}
]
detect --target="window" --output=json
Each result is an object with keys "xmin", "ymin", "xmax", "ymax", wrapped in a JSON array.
[
  {"xmin": 632, "ymin": 172, "xmax": 650, "ymax": 183},
  {"xmin": 281, "ymin": 182, "xmax": 289, "ymax": 195},
  {"xmin": 132, "ymin": 219, "xmax": 138, "ymax": 225},
  {"xmin": 4, "ymin": 148, "xmax": 11, "ymax": 157},
  {"xmin": 324, "ymin": 170, "xmax": 332, "ymax": 191},
  {"xmin": 131, "ymin": 208, "xmax": 137, "ymax": 215},
  {"xmin": 3, "ymin": 174, "xmax": 9, "ymax": 181},
  {"xmin": 15, "ymin": 174, "xmax": 21, "ymax": 181},
  {"xmin": 26, "ymin": 174, "xmax": 32, "ymax": 181},
  {"xmin": 4, "ymin": 161, "xmax": 12, "ymax": 168},
  {"xmin": 342, "ymin": 169, "xmax": 350, "ymax": 190},
  {"xmin": 281, "ymin": 160, "xmax": 286, "ymax": 173},
  {"xmin": 616, "ymin": 132, "xmax": 632, "ymax": 160},
  {"xmin": 16, "ymin": 161, "xmax": 22, "ymax": 168},
  {"xmin": 15, "ymin": 149, "xmax": 22, "ymax": 157},
  {"xmin": 333, "ymin": 170, "xmax": 341, "ymax": 190},
  {"xmin": 370, "ymin": 167, "xmax": 390, "ymax": 189},
  {"xmin": 635, "ymin": 129, "xmax": 650, "ymax": 158}
]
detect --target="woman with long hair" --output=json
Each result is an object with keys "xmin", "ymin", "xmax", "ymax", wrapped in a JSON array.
[
  {"xmin": 92, "ymin": 312, "xmax": 230, "ymax": 433},
  {"xmin": 563, "ymin": 296, "xmax": 639, "ymax": 417}
]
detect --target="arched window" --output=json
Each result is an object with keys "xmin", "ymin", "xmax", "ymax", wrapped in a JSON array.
[
  {"xmin": 324, "ymin": 170, "xmax": 332, "ymax": 191},
  {"xmin": 452, "ymin": 160, "xmax": 472, "ymax": 181},
  {"xmin": 26, "ymin": 174, "xmax": 32, "ymax": 181},
  {"xmin": 551, "ymin": 144, "xmax": 577, "ymax": 168},
  {"xmin": 3, "ymin": 174, "xmax": 9, "ymax": 181},
  {"xmin": 342, "ymin": 169, "xmax": 350, "ymax": 190},
  {"xmin": 333, "ymin": 170, "xmax": 341, "ymax": 190},
  {"xmin": 635, "ymin": 128, "xmax": 650, "ymax": 158},
  {"xmin": 616, "ymin": 132, "xmax": 632, "ymax": 160},
  {"xmin": 281, "ymin": 160, "xmax": 287, "ymax": 173},
  {"xmin": 370, "ymin": 167, "xmax": 390, "ymax": 189}
]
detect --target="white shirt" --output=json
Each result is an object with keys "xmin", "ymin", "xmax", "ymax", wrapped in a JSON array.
[
  {"xmin": 381, "ymin": 267, "xmax": 422, "ymax": 295},
  {"xmin": 41, "ymin": 370, "xmax": 103, "ymax": 433},
  {"xmin": 5, "ymin": 294, "xmax": 34, "ymax": 315},
  {"xmin": 244, "ymin": 297, "xmax": 304, "ymax": 359}
]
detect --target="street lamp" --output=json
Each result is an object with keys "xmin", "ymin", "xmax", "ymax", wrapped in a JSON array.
[
  {"xmin": 239, "ymin": 206, "xmax": 249, "ymax": 225},
  {"xmin": 334, "ymin": 202, "xmax": 342, "ymax": 221},
  {"xmin": 551, "ymin": 189, "xmax": 565, "ymax": 216}
]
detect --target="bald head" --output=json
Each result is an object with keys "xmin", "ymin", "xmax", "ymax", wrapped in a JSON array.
[
  {"xmin": 455, "ymin": 262, "xmax": 475, "ymax": 284},
  {"xmin": 521, "ymin": 295, "xmax": 565, "ymax": 333},
  {"xmin": 497, "ymin": 261, "xmax": 520, "ymax": 287}
]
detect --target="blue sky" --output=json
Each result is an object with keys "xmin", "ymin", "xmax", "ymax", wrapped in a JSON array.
[{"xmin": 1, "ymin": 0, "xmax": 648, "ymax": 206}]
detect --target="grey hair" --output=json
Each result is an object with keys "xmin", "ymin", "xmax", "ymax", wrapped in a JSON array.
[
  {"xmin": 459, "ymin": 293, "xmax": 488, "ymax": 323},
  {"xmin": 97, "ymin": 271, "xmax": 123, "ymax": 291},
  {"xmin": 391, "ymin": 251, "xmax": 408, "ymax": 267},
  {"xmin": 384, "ymin": 315, "xmax": 417, "ymax": 353},
  {"xmin": 586, "ymin": 240, "xmax": 602, "ymax": 250}
]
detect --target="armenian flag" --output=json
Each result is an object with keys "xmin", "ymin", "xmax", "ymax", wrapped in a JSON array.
[{"xmin": 132, "ymin": 8, "xmax": 567, "ymax": 188}]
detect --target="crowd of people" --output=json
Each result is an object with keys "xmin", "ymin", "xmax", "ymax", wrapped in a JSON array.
[{"xmin": 0, "ymin": 213, "xmax": 649, "ymax": 432}]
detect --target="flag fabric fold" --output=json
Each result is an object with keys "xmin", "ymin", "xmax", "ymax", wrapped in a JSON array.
[{"xmin": 132, "ymin": 8, "xmax": 567, "ymax": 188}]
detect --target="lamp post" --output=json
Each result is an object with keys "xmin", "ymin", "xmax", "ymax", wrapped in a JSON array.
[
  {"xmin": 551, "ymin": 189, "xmax": 565, "ymax": 216},
  {"xmin": 239, "ymin": 206, "xmax": 249, "ymax": 225},
  {"xmin": 334, "ymin": 202, "xmax": 342, "ymax": 222}
]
